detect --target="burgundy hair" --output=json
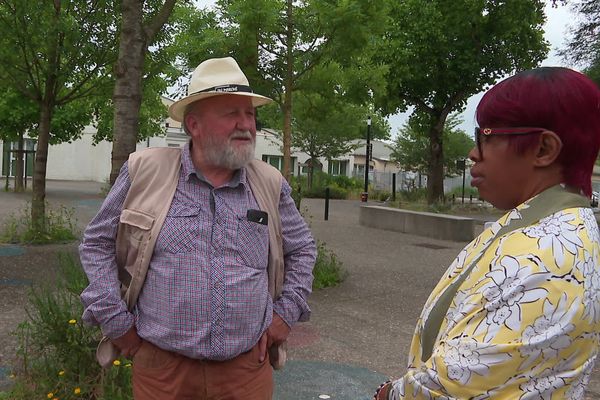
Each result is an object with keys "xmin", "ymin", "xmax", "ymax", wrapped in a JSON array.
[{"xmin": 476, "ymin": 67, "xmax": 600, "ymax": 196}]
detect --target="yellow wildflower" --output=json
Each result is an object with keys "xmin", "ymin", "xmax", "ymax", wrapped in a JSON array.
[
  {"xmin": 113, "ymin": 360, "xmax": 121, "ymax": 366},
  {"xmin": 74, "ymin": 387, "xmax": 81, "ymax": 395},
  {"xmin": 58, "ymin": 370, "xmax": 65, "ymax": 376},
  {"xmin": 125, "ymin": 363, "xmax": 132, "ymax": 368},
  {"xmin": 8, "ymin": 373, "xmax": 15, "ymax": 379},
  {"xmin": 68, "ymin": 319, "xmax": 77, "ymax": 324},
  {"xmin": 52, "ymin": 398, "xmax": 59, "ymax": 400},
  {"xmin": 47, "ymin": 393, "xmax": 54, "ymax": 399}
]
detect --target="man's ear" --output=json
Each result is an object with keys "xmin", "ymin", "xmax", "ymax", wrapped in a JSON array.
[
  {"xmin": 184, "ymin": 112, "xmax": 199, "ymax": 136},
  {"xmin": 533, "ymin": 130, "xmax": 562, "ymax": 167}
]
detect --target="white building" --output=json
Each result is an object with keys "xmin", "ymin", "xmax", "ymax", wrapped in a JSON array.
[{"xmin": 0, "ymin": 97, "xmax": 399, "ymax": 185}]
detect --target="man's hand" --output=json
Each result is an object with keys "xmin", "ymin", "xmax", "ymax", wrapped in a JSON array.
[
  {"xmin": 258, "ymin": 312, "xmax": 291, "ymax": 362},
  {"xmin": 112, "ymin": 326, "xmax": 143, "ymax": 358}
]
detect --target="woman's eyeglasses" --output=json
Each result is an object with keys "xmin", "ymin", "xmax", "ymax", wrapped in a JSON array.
[{"xmin": 474, "ymin": 127, "xmax": 547, "ymax": 159}]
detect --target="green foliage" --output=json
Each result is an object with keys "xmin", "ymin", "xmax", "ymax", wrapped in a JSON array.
[
  {"xmin": 295, "ymin": 170, "xmax": 363, "ymax": 199},
  {"xmin": 174, "ymin": 0, "xmax": 390, "ymax": 176},
  {"xmin": 313, "ymin": 241, "xmax": 345, "ymax": 289},
  {"xmin": 377, "ymin": 0, "xmax": 548, "ymax": 202},
  {"xmin": 370, "ymin": 190, "xmax": 392, "ymax": 202},
  {"xmin": 447, "ymin": 185, "xmax": 479, "ymax": 199},
  {"xmin": 391, "ymin": 113, "xmax": 475, "ymax": 176},
  {"xmin": 0, "ymin": 203, "xmax": 78, "ymax": 244},
  {"xmin": 4, "ymin": 253, "xmax": 132, "ymax": 400}
]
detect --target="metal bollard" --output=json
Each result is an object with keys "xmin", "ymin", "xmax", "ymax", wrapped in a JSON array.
[{"xmin": 325, "ymin": 187, "xmax": 330, "ymax": 221}]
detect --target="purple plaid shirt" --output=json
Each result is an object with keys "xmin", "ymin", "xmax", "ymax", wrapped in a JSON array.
[{"xmin": 79, "ymin": 144, "xmax": 316, "ymax": 361}]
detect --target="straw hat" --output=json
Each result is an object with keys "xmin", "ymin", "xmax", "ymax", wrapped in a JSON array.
[{"xmin": 168, "ymin": 57, "xmax": 273, "ymax": 122}]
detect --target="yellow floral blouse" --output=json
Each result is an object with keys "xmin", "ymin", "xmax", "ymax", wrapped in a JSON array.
[{"xmin": 387, "ymin": 196, "xmax": 600, "ymax": 399}]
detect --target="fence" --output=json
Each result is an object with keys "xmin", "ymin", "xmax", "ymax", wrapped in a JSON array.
[{"xmin": 351, "ymin": 170, "xmax": 472, "ymax": 194}]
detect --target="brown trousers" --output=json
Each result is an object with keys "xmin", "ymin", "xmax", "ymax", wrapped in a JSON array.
[{"xmin": 132, "ymin": 341, "xmax": 273, "ymax": 400}]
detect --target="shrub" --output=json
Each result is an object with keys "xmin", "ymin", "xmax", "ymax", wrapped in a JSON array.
[
  {"xmin": 0, "ymin": 203, "xmax": 78, "ymax": 244},
  {"xmin": 4, "ymin": 253, "xmax": 133, "ymax": 400},
  {"xmin": 313, "ymin": 241, "xmax": 345, "ymax": 289}
]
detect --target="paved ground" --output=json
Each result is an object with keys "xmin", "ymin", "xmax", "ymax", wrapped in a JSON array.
[{"xmin": 1, "ymin": 181, "xmax": 600, "ymax": 399}]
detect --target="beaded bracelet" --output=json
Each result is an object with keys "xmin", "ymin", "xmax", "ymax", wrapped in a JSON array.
[{"xmin": 373, "ymin": 380, "xmax": 392, "ymax": 400}]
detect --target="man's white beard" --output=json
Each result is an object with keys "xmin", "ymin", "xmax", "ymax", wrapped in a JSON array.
[{"xmin": 202, "ymin": 130, "xmax": 255, "ymax": 170}]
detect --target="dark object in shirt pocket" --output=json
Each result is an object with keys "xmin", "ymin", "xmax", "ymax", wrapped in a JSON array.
[
  {"xmin": 247, "ymin": 209, "xmax": 268, "ymax": 225},
  {"xmin": 236, "ymin": 216, "xmax": 269, "ymax": 269},
  {"xmin": 156, "ymin": 203, "xmax": 201, "ymax": 254}
]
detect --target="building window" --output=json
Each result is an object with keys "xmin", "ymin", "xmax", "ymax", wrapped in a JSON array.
[
  {"xmin": 2, "ymin": 139, "xmax": 36, "ymax": 177},
  {"xmin": 328, "ymin": 160, "xmax": 348, "ymax": 176},
  {"xmin": 261, "ymin": 155, "xmax": 296, "ymax": 174}
]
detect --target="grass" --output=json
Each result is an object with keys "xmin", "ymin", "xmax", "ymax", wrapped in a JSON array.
[
  {"xmin": 0, "ymin": 203, "xmax": 78, "ymax": 244},
  {"xmin": 312, "ymin": 240, "xmax": 345, "ymax": 289}
]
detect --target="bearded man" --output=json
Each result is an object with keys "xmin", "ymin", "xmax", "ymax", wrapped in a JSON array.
[{"xmin": 79, "ymin": 57, "xmax": 316, "ymax": 400}]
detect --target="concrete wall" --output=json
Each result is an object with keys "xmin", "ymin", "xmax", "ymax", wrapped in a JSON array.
[{"xmin": 359, "ymin": 205, "xmax": 475, "ymax": 242}]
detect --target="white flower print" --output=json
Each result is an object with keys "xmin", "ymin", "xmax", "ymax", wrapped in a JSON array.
[
  {"xmin": 474, "ymin": 255, "xmax": 549, "ymax": 342},
  {"xmin": 575, "ymin": 249, "xmax": 600, "ymax": 323},
  {"xmin": 394, "ymin": 365, "xmax": 447, "ymax": 400},
  {"xmin": 580, "ymin": 208, "xmax": 600, "ymax": 244},
  {"xmin": 446, "ymin": 248, "xmax": 468, "ymax": 279},
  {"xmin": 566, "ymin": 357, "xmax": 595, "ymax": 400},
  {"xmin": 442, "ymin": 337, "xmax": 511, "ymax": 385},
  {"xmin": 519, "ymin": 366, "xmax": 570, "ymax": 400},
  {"xmin": 444, "ymin": 289, "xmax": 479, "ymax": 332},
  {"xmin": 519, "ymin": 293, "xmax": 577, "ymax": 369},
  {"xmin": 523, "ymin": 211, "xmax": 583, "ymax": 266}
]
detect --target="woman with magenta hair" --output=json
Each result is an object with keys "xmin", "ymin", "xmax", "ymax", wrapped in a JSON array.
[{"xmin": 374, "ymin": 67, "xmax": 600, "ymax": 399}]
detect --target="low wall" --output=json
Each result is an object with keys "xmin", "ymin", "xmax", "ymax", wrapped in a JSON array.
[{"xmin": 359, "ymin": 205, "xmax": 475, "ymax": 242}]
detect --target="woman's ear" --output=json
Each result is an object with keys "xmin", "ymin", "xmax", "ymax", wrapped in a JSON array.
[{"xmin": 534, "ymin": 130, "xmax": 562, "ymax": 167}]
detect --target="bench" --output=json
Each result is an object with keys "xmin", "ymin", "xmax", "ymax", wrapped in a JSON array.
[{"xmin": 359, "ymin": 205, "xmax": 475, "ymax": 242}]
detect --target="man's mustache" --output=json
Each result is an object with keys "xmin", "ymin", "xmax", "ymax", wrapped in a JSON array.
[{"xmin": 230, "ymin": 131, "xmax": 253, "ymax": 141}]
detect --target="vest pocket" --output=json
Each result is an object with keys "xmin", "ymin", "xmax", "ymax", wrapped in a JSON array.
[{"xmin": 116, "ymin": 209, "xmax": 155, "ymax": 279}]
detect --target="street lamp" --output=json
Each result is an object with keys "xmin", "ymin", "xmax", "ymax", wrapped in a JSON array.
[{"xmin": 361, "ymin": 116, "xmax": 372, "ymax": 202}]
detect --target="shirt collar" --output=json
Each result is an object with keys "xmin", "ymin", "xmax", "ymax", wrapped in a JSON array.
[{"xmin": 181, "ymin": 141, "xmax": 248, "ymax": 189}]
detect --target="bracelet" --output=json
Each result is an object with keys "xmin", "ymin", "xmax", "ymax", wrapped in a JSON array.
[{"xmin": 373, "ymin": 380, "xmax": 392, "ymax": 400}]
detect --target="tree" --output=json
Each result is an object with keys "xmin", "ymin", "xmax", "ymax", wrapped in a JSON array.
[
  {"xmin": 376, "ymin": 0, "xmax": 548, "ymax": 204},
  {"xmin": 109, "ymin": 0, "xmax": 177, "ymax": 184},
  {"xmin": 560, "ymin": 0, "xmax": 600, "ymax": 83},
  {"xmin": 0, "ymin": 0, "xmax": 116, "ymax": 230},
  {"xmin": 256, "ymin": 60, "xmax": 390, "ymax": 187},
  {"xmin": 177, "ymin": 0, "xmax": 388, "ymax": 181},
  {"xmin": 391, "ymin": 113, "xmax": 474, "ymax": 178}
]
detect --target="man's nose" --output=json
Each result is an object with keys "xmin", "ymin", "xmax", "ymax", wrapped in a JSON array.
[{"xmin": 236, "ymin": 113, "xmax": 255, "ymax": 131}]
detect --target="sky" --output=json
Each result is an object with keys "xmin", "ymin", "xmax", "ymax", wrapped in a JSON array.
[{"xmin": 193, "ymin": 1, "xmax": 576, "ymax": 138}]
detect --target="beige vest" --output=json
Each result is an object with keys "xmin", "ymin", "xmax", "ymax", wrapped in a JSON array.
[
  {"xmin": 116, "ymin": 147, "xmax": 284, "ymax": 307},
  {"xmin": 97, "ymin": 147, "xmax": 286, "ymax": 369}
]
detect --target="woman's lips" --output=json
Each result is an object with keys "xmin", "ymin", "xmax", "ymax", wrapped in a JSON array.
[
  {"xmin": 471, "ymin": 176, "xmax": 483, "ymax": 187},
  {"xmin": 470, "ymin": 172, "xmax": 483, "ymax": 187}
]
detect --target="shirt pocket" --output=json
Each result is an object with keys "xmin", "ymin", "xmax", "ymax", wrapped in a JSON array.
[
  {"xmin": 157, "ymin": 203, "xmax": 201, "ymax": 254},
  {"xmin": 235, "ymin": 215, "xmax": 269, "ymax": 269}
]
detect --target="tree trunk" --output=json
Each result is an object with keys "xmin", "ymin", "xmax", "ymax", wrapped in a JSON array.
[
  {"xmin": 110, "ymin": 0, "xmax": 146, "ymax": 184},
  {"xmin": 14, "ymin": 134, "xmax": 24, "ymax": 192},
  {"xmin": 426, "ymin": 113, "xmax": 448, "ymax": 204},
  {"xmin": 281, "ymin": 0, "xmax": 293, "ymax": 182},
  {"xmin": 32, "ymin": 102, "xmax": 52, "ymax": 231},
  {"xmin": 31, "ymin": 0, "xmax": 61, "ymax": 231}
]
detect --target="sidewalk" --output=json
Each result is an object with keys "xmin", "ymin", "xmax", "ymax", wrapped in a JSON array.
[{"xmin": 1, "ymin": 183, "xmax": 600, "ymax": 399}]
